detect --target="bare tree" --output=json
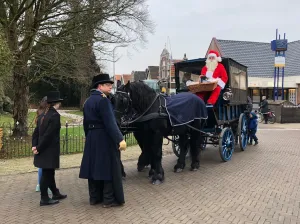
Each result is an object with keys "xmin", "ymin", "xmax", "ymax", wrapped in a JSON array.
[{"xmin": 0, "ymin": 0, "xmax": 153, "ymax": 136}]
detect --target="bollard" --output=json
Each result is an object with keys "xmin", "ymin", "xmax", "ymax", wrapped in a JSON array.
[
  {"xmin": 0, "ymin": 128, "xmax": 3, "ymax": 150},
  {"xmin": 65, "ymin": 121, "xmax": 69, "ymax": 154}
]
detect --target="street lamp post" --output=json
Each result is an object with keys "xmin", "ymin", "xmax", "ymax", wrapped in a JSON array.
[{"xmin": 112, "ymin": 45, "xmax": 128, "ymax": 91}]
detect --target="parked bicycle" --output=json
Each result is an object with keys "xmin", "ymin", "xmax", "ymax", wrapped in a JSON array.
[{"xmin": 256, "ymin": 109, "xmax": 276, "ymax": 124}]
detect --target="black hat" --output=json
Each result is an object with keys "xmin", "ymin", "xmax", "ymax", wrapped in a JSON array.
[
  {"xmin": 46, "ymin": 91, "xmax": 63, "ymax": 103},
  {"xmin": 92, "ymin": 74, "xmax": 114, "ymax": 88}
]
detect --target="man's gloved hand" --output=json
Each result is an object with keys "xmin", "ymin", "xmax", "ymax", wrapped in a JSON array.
[{"xmin": 119, "ymin": 140, "xmax": 127, "ymax": 151}]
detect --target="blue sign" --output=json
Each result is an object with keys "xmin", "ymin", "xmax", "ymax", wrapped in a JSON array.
[{"xmin": 271, "ymin": 39, "xmax": 288, "ymax": 51}]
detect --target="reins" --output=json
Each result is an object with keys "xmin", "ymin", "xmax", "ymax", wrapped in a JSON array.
[{"xmin": 120, "ymin": 94, "xmax": 160, "ymax": 126}]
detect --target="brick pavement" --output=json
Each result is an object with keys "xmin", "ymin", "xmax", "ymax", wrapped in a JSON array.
[{"xmin": 1, "ymin": 129, "xmax": 300, "ymax": 224}]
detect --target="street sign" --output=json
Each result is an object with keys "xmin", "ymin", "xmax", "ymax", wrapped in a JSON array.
[{"xmin": 274, "ymin": 56, "xmax": 285, "ymax": 68}]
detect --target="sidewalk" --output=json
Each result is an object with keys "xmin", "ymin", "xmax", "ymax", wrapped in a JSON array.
[
  {"xmin": 0, "ymin": 140, "xmax": 173, "ymax": 176},
  {"xmin": 258, "ymin": 122, "xmax": 300, "ymax": 129}
]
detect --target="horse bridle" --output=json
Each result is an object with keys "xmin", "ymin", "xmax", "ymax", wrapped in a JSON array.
[
  {"xmin": 114, "ymin": 91, "xmax": 132, "ymax": 115},
  {"xmin": 114, "ymin": 90, "xmax": 161, "ymax": 126}
]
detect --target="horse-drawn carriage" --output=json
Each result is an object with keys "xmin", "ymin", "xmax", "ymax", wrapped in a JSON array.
[
  {"xmin": 173, "ymin": 57, "xmax": 250, "ymax": 161},
  {"xmin": 114, "ymin": 57, "xmax": 250, "ymax": 184}
]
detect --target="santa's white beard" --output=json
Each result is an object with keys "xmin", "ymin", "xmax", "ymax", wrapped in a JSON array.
[{"xmin": 206, "ymin": 59, "xmax": 218, "ymax": 72}]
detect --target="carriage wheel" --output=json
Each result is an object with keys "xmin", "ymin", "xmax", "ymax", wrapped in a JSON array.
[
  {"xmin": 238, "ymin": 113, "xmax": 248, "ymax": 151},
  {"xmin": 172, "ymin": 135, "xmax": 190, "ymax": 158},
  {"xmin": 219, "ymin": 127, "xmax": 235, "ymax": 162}
]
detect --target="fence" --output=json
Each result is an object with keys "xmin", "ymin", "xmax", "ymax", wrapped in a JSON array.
[
  {"xmin": 267, "ymin": 103, "xmax": 300, "ymax": 123},
  {"xmin": 0, "ymin": 122, "xmax": 137, "ymax": 159},
  {"xmin": 281, "ymin": 106, "xmax": 300, "ymax": 123}
]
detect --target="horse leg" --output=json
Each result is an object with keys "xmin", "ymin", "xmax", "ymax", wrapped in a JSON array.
[
  {"xmin": 134, "ymin": 131, "xmax": 150, "ymax": 172},
  {"xmin": 137, "ymin": 151, "xmax": 151, "ymax": 172},
  {"xmin": 190, "ymin": 122, "xmax": 202, "ymax": 171},
  {"xmin": 137, "ymin": 130, "xmax": 155, "ymax": 178},
  {"xmin": 150, "ymin": 132, "xmax": 164, "ymax": 185},
  {"xmin": 174, "ymin": 134, "xmax": 188, "ymax": 173}
]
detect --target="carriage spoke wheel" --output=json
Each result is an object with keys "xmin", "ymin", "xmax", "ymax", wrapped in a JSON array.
[
  {"xmin": 238, "ymin": 113, "xmax": 248, "ymax": 151},
  {"xmin": 219, "ymin": 127, "xmax": 234, "ymax": 162},
  {"xmin": 172, "ymin": 135, "xmax": 190, "ymax": 158},
  {"xmin": 172, "ymin": 135, "xmax": 181, "ymax": 157}
]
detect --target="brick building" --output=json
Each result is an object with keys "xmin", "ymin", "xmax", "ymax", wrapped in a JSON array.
[
  {"xmin": 114, "ymin": 74, "xmax": 132, "ymax": 88},
  {"xmin": 159, "ymin": 48, "xmax": 186, "ymax": 93}
]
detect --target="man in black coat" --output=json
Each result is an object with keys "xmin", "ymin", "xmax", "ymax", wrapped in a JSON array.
[
  {"xmin": 32, "ymin": 91, "xmax": 67, "ymax": 206},
  {"xmin": 79, "ymin": 73, "xmax": 126, "ymax": 208},
  {"xmin": 259, "ymin": 96, "xmax": 269, "ymax": 124}
]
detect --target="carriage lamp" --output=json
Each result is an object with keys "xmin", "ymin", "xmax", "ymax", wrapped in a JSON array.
[{"xmin": 223, "ymin": 88, "xmax": 233, "ymax": 101}]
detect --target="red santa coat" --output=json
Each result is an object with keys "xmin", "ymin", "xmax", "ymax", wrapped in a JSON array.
[
  {"xmin": 201, "ymin": 63, "xmax": 228, "ymax": 89},
  {"xmin": 196, "ymin": 63, "xmax": 228, "ymax": 105}
]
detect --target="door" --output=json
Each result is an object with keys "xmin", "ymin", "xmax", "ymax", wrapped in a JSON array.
[{"xmin": 288, "ymin": 89, "xmax": 296, "ymax": 105}]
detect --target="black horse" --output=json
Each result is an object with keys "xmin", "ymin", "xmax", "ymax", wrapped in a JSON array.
[{"xmin": 114, "ymin": 81, "xmax": 206, "ymax": 184}]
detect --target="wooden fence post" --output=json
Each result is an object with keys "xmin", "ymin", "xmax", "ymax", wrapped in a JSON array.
[{"xmin": 0, "ymin": 128, "xmax": 3, "ymax": 150}]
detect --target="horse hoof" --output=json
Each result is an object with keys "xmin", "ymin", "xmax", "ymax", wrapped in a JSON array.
[
  {"xmin": 152, "ymin": 180, "xmax": 163, "ymax": 185},
  {"xmin": 137, "ymin": 166, "xmax": 145, "ymax": 172},
  {"xmin": 174, "ymin": 168, "xmax": 183, "ymax": 173},
  {"xmin": 190, "ymin": 168, "xmax": 198, "ymax": 172}
]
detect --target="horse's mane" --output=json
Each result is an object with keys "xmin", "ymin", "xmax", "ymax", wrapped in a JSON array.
[{"xmin": 126, "ymin": 81, "xmax": 157, "ymax": 114}]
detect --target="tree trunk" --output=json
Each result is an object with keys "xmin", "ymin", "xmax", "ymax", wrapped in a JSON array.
[
  {"xmin": 80, "ymin": 85, "xmax": 88, "ymax": 111},
  {"xmin": 12, "ymin": 64, "xmax": 29, "ymax": 137}
]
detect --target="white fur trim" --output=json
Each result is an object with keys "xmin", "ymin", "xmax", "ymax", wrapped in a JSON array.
[
  {"xmin": 208, "ymin": 53, "xmax": 222, "ymax": 62},
  {"xmin": 186, "ymin": 80, "xmax": 193, "ymax": 86},
  {"xmin": 207, "ymin": 53, "xmax": 217, "ymax": 58},
  {"xmin": 206, "ymin": 71, "xmax": 213, "ymax": 79},
  {"xmin": 217, "ymin": 78, "xmax": 226, "ymax": 89}
]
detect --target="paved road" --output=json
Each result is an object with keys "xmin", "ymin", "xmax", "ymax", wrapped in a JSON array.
[{"xmin": 1, "ymin": 129, "xmax": 300, "ymax": 224}]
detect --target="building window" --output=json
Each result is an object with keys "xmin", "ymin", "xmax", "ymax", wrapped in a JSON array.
[{"xmin": 252, "ymin": 89, "xmax": 260, "ymax": 103}]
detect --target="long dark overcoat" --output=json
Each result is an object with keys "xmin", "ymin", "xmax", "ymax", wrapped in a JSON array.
[
  {"xmin": 32, "ymin": 107, "xmax": 61, "ymax": 169},
  {"xmin": 260, "ymin": 99, "xmax": 269, "ymax": 114},
  {"xmin": 79, "ymin": 90, "xmax": 125, "ymax": 204}
]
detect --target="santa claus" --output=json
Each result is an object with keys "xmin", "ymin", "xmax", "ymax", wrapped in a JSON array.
[{"xmin": 196, "ymin": 50, "xmax": 228, "ymax": 106}]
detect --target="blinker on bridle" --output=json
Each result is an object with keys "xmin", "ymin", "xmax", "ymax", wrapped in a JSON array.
[{"xmin": 115, "ymin": 91, "xmax": 132, "ymax": 115}]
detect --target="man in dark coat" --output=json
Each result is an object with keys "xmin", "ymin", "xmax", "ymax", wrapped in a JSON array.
[
  {"xmin": 259, "ymin": 96, "xmax": 269, "ymax": 124},
  {"xmin": 88, "ymin": 90, "xmax": 127, "ymax": 178},
  {"xmin": 32, "ymin": 91, "xmax": 67, "ymax": 206},
  {"xmin": 79, "ymin": 73, "xmax": 126, "ymax": 208}
]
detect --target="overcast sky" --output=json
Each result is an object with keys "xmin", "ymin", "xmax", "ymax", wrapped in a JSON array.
[{"xmin": 102, "ymin": 0, "xmax": 300, "ymax": 75}]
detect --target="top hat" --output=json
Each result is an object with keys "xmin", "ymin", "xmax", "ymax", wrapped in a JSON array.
[
  {"xmin": 92, "ymin": 74, "xmax": 114, "ymax": 88},
  {"xmin": 46, "ymin": 91, "xmax": 63, "ymax": 103}
]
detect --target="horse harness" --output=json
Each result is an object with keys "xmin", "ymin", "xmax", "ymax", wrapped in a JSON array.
[
  {"xmin": 116, "ymin": 91, "xmax": 168, "ymax": 126},
  {"xmin": 116, "ymin": 91, "xmax": 210, "ymax": 136}
]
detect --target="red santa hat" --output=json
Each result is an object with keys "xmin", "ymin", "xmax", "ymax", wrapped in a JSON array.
[{"xmin": 207, "ymin": 50, "xmax": 222, "ymax": 62}]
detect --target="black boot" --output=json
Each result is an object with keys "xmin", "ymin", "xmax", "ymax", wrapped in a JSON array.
[
  {"xmin": 40, "ymin": 196, "xmax": 59, "ymax": 206},
  {"xmin": 103, "ymin": 202, "xmax": 123, "ymax": 208},
  {"xmin": 102, "ymin": 181, "xmax": 122, "ymax": 208},
  {"xmin": 88, "ymin": 179, "xmax": 103, "ymax": 205},
  {"xmin": 254, "ymin": 141, "xmax": 258, "ymax": 146},
  {"xmin": 52, "ymin": 189, "xmax": 67, "ymax": 200}
]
